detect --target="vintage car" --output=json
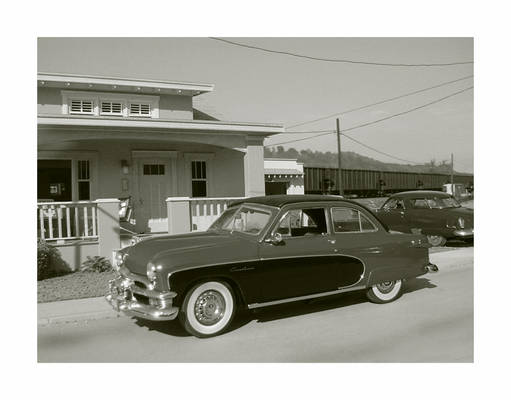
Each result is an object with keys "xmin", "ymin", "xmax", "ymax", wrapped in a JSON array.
[
  {"xmin": 106, "ymin": 195, "xmax": 438, "ymax": 338},
  {"xmin": 376, "ymin": 191, "xmax": 474, "ymax": 246}
]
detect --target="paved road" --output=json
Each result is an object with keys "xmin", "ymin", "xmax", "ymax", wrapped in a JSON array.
[{"xmin": 38, "ymin": 248, "xmax": 473, "ymax": 362}]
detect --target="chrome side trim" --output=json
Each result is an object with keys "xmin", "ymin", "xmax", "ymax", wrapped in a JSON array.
[{"xmin": 247, "ymin": 284, "xmax": 366, "ymax": 309}]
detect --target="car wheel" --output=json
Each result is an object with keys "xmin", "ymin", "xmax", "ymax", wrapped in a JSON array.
[
  {"xmin": 427, "ymin": 235, "xmax": 447, "ymax": 247},
  {"xmin": 179, "ymin": 280, "xmax": 236, "ymax": 338},
  {"xmin": 366, "ymin": 279, "xmax": 403, "ymax": 304}
]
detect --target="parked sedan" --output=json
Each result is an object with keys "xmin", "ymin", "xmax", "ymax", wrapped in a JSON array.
[
  {"xmin": 106, "ymin": 195, "xmax": 438, "ymax": 338},
  {"xmin": 376, "ymin": 191, "xmax": 474, "ymax": 246}
]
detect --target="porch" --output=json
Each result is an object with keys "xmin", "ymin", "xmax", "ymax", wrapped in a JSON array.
[{"xmin": 37, "ymin": 196, "xmax": 244, "ymax": 271}]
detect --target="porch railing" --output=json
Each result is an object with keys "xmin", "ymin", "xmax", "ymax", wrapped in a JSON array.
[
  {"xmin": 37, "ymin": 201, "xmax": 99, "ymax": 241},
  {"xmin": 190, "ymin": 197, "xmax": 245, "ymax": 231}
]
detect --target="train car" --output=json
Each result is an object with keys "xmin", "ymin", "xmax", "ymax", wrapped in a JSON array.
[{"xmin": 304, "ymin": 166, "xmax": 473, "ymax": 197}]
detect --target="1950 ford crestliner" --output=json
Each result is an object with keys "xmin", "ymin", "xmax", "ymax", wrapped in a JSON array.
[{"xmin": 106, "ymin": 195, "xmax": 438, "ymax": 338}]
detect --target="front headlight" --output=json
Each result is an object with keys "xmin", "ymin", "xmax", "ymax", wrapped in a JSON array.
[{"xmin": 458, "ymin": 217, "xmax": 465, "ymax": 229}]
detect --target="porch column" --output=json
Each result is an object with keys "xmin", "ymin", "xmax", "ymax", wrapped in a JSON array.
[
  {"xmin": 96, "ymin": 198, "xmax": 121, "ymax": 260},
  {"xmin": 166, "ymin": 197, "xmax": 191, "ymax": 234},
  {"xmin": 243, "ymin": 137, "xmax": 265, "ymax": 197}
]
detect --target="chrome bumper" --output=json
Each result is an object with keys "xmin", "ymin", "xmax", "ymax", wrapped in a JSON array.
[
  {"xmin": 105, "ymin": 275, "xmax": 179, "ymax": 321},
  {"xmin": 453, "ymin": 228, "xmax": 474, "ymax": 238},
  {"xmin": 426, "ymin": 263, "xmax": 439, "ymax": 273}
]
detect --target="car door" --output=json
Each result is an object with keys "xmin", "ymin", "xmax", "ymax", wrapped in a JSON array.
[
  {"xmin": 403, "ymin": 197, "xmax": 438, "ymax": 234},
  {"xmin": 257, "ymin": 206, "xmax": 339, "ymax": 303},
  {"xmin": 329, "ymin": 206, "xmax": 391, "ymax": 285},
  {"xmin": 377, "ymin": 197, "xmax": 408, "ymax": 232}
]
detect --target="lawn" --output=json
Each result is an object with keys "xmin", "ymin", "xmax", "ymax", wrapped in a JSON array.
[{"xmin": 38, "ymin": 270, "xmax": 117, "ymax": 303}]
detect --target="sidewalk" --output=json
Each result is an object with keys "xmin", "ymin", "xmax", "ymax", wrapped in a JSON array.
[
  {"xmin": 38, "ymin": 296, "xmax": 118, "ymax": 326},
  {"xmin": 38, "ymin": 247, "xmax": 473, "ymax": 327}
]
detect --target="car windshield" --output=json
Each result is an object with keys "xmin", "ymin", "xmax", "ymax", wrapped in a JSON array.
[
  {"xmin": 208, "ymin": 205, "xmax": 273, "ymax": 235},
  {"xmin": 208, "ymin": 207, "xmax": 239, "ymax": 232},
  {"xmin": 416, "ymin": 196, "xmax": 461, "ymax": 209}
]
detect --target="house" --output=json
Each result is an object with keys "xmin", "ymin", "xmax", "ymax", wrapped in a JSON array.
[
  {"xmin": 37, "ymin": 72, "xmax": 283, "ymax": 269},
  {"xmin": 264, "ymin": 158, "xmax": 304, "ymax": 195}
]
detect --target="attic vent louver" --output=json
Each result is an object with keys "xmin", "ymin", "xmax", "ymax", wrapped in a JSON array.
[
  {"xmin": 70, "ymin": 100, "xmax": 94, "ymax": 114},
  {"xmin": 101, "ymin": 101, "xmax": 123, "ymax": 115},
  {"xmin": 130, "ymin": 103, "xmax": 151, "ymax": 117}
]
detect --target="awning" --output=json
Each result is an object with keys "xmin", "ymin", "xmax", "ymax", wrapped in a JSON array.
[{"xmin": 264, "ymin": 168, "xmax": 304, "ymax": 178}]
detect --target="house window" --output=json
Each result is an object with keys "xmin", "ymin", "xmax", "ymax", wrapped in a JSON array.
[
  {"xmin": 70, "ymin": 100, "xmax": 94, "ymax": 115},
  {"xmin": 129, "ymin": 103, "xmax": 151, "ymax": 117},
  {"xmin": 77, "ymin": 160, "xmax": 91, "ymax": 200},
  {"xmin": 191, "ymin": 161, "xmax": 207, "ymax": 197},
  {"xmin": 100, "ymin": 101, "xmax": 123, "ymax": 116},
  {"xmin": 143, "ymin": 164, "xmax": 165, "ymax": 175}
]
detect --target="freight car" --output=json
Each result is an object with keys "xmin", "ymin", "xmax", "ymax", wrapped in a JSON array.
[{"xmin": 304, "ymin": 167, "xmax": 473, "ymax": 197}]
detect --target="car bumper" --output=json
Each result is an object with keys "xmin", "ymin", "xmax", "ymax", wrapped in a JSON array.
[
  {"xmin": 452, "ymin": 228, "xmax": 474, "ymax": 238},
  {"xmin": 105, "ymin": 274, "xmax": 179, "ymax": 321}
]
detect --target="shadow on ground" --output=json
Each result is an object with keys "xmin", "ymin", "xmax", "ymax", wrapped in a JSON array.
[{"xmin": 133, "ymin": 276, "xmax": 436, "ymax": 337}]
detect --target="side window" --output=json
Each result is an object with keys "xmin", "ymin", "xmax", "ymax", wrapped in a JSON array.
[
  {"xmin": 332, "ymin": 207, "xmax": 377, "ymax": 233},
  {"xmin": 410, "ymin": 199, "xmax": 429, "ymax": 209},
  {"xmin": 383, "ymin": 198, "xmax": 405, "ymax": 210},
  {"xmin": 275, "ymin": 208, "xmax": 327, "ymax": 237}
]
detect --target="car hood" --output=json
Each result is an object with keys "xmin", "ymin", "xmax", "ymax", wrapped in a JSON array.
[{"xmin": 123, "ymin": 231, "xmax": 249, "ymax": 275}]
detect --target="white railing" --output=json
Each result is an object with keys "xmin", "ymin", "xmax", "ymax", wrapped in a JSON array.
[
  {"xmin": 37, "ymin": 201, "xmax": 99, "ymax": 242},
  {"xmin": 190, "ymin": 197, "xmax": 245, "ymax": 231}
]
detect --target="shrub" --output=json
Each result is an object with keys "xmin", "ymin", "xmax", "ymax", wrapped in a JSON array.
[
  {"xmin": 37, "ymin": 240, "xmax": 69, "ymax": 280},
  {"xmin": 81, "ymin": 256, "xmax": 113, "ymax": 273}
]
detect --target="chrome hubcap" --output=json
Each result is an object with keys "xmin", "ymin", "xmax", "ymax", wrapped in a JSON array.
[
  {"xmin": 376, "ymin": 281, "xmax": 395, "ymax": 294},
  {"xmin": 428, "ymin": 235, "xmax": 443, "ymax": 246},
  {"xmin": 194, "ymin": 290, "xmax": 225, "ymax": 326}
]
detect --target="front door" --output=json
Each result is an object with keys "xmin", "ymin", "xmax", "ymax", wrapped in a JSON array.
[
  {"xmin": 257, "ymin": 207, "xmax": 338, "ymax": 302},
  {"xmin": 137, "ymin": 158, "xmax": 172, "ymax": 233}
]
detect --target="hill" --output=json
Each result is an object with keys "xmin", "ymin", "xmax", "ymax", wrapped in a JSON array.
[{"xmin": 264, "ymin": 146, "xmax": 471, "ymax": 175}]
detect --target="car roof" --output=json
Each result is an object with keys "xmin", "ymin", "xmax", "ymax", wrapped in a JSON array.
[
  {"xmin": 389, "ymin": 190, "xmax": 451, "ymax": 198},
  {"xmin": 230, "ymin": 194, "xmax": 355, "ymax": 208}
]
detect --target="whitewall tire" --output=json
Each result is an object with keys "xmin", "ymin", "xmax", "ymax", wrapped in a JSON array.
[
  {"xmin": 179, "ymin": 281, "xmax": 236, "ymax": 338},
  {"xmin": 366, "ymin": 279, "xmax": 403, "ymax": 304}
]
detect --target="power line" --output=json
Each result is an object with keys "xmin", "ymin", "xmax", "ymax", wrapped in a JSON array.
[
  {"xmin": 341, "ymin": 133, "xmax": 420, "ymax": 164},
  {"xmin": 341, "ymin": 86, "xmax": 473, "ymax": 133},
  {"xmin": 210, "ymin": 37, "xmax": 474, "ymax": 67},
  {"xmin": 264, "ymin": 130, "xmax": 336, "ymax": 147},
  {"xmin": 265, "ymin": 85, "xmax": 473, "ymax": 147},
  {"xmin": 287, "ymin": 74, "xmax": 474, "ymax": 129}
]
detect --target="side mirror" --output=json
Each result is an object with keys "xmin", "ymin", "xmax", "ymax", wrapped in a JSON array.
[{"xmin": 264, "ymin": 232, "xmax": 283, "ymax": 245}]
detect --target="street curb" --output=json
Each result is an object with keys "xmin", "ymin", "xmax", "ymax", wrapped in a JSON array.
[{"xmin": 38, "ymin": 310, "xmax": 120, "ymax": 326}]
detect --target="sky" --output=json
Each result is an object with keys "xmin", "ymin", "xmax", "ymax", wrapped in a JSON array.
[{"xmin": 38, "ymin": 37, "xmax": 474, "ymax": 172}]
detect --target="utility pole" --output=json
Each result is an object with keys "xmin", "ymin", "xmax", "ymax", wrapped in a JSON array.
[
  {"xmin": 336, "ymin": 118, "xmax": 343, "ymax": 196},
  {"xmin": 450, "ymin": 153, "xmax": 454, "ymax": 184}
]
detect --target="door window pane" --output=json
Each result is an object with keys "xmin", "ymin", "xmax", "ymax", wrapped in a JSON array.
[
  {"xmin": 332, "ymin": 207, "xmax": 376, "ymax": 233},
  {"xmin": 143, "ymin": 164, "xmax": 165, "ymax": 175},
  {"xmin": 276, "ymin": 208, "xmax": 327, "ymax": 237}
]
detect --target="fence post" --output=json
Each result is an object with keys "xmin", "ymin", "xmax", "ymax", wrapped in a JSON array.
[
  {"xmin": 96, "ymin": 199, "xmax": 121, "ymax": 261},
  {"xmin": 166, "ymin": 197, "xmax": 191, "ymax": 234}
]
